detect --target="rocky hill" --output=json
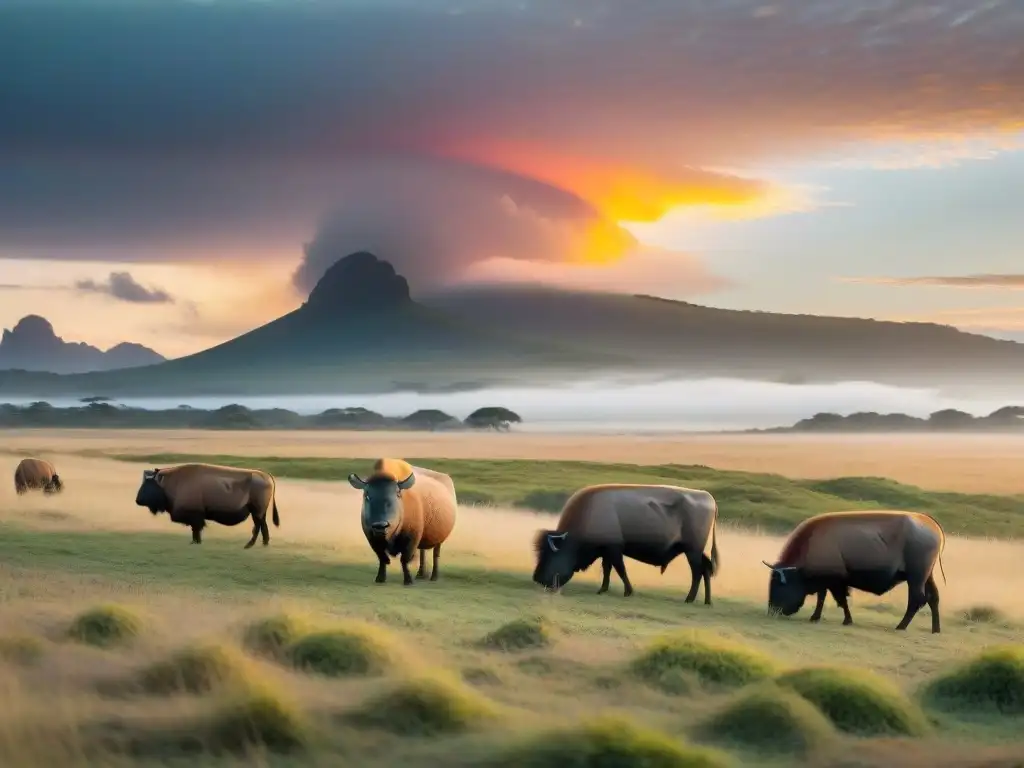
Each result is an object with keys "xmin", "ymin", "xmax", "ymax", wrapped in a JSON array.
[{"xmin": 0, "ymin": 315, "xmax": 165, "ymax": 374}]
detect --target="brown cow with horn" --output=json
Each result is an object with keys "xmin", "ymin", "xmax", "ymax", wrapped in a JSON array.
[
  {"xmin": 134, "ymin": 463, "xmax": 280, "ymax": 547},
  {"xmin": 763, "ymin": 510, "xmax": 946, "ymax": 633},
  {"xmin": 532, "ymin": 483, "xmax": 720, "ymax": 603},
  {"xmin": 348, "ymin": 458, "xmax": 458, "ymax": 585},
  {"xmin": 14, "ymin": 457, "xmax": 63, "ymax": 495}
]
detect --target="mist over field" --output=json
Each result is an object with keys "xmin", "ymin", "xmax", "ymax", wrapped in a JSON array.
[{"xmin": 4, "ymin": 376, "xmax": 1016, "ymax": 432}]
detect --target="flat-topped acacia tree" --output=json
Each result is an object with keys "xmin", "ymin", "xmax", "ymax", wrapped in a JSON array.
[{"xmin": 464, "ymin": 406, "xmax": 522, "ymax": 432}]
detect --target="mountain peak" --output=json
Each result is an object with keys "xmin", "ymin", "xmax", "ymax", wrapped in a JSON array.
[
  {"xmin": 0, "ymin": 315, "xmax": 165, "ymax": 373},
  {"xmin": 305, "ymin": 251, "xmax": 411, "ymax": 315}
]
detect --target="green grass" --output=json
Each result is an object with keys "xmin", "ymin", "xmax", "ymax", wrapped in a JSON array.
[
  {"xmin": 631, "ymin": 631, "xmax": 779, "ymax": 693},
  {"xmin": 109, "ymin": 452, "xmax": 1024, "ymax": 537},
  {"xmin": 240, "ymin": 612, "xmax": 313, "ymax": 660},
  {"xmin": 924, "ymin": 645, "xmax": 1024, "ymax": 716},
  {"xmin": 483, "ymin": 716, "xmax": 732, "ymax": 768},
  {"xmin": 66, "ymin": 604, "xmax": 144, "ymax": 648},
  {"xmin": 775, "ymin": 667, "xmax": 930, "ymax": 737},
  {"xmin": 129, "ymin": 643, "xmax": 254, "ymax": 696},
  {"xmin": 697, "ymin": 684, "xmax": 836, "ymax": 756},
  {"xmin": 479, "ymin": 616, "xmax": 553, "ymax": 652},
  {"xmin": 345, "ymin": 673, "xmax": 500, "ymax": 735},
  {"xmin": 285, "ymin": 624, "xmax": 401, "ymax": 678}
]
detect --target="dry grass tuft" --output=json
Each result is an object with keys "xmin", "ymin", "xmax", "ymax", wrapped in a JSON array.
[
  {"xmin": 285, "ymin": 622, "xmax": 400, "ymax": 678},
  {"xmin": 240, "ymin": 612, "xmax": 313, "ymax": 660},
  {"xmin": 479, "ymin": 616, "xmax": 553, "ymax": 652},
  {"xmin": 345, "ymin": 672, "xmax": 500, "ymax": 735},
  {"xmin": 130, "ymin": 643, "xmax": 255, "ymax": 696},
  {"xmin": 775, "ymin": 666, "xmax": 930, "ymax": 737},
  {"xmin": 482, "ymin": 715, "xmax": 731, "ymax": 768},
  {"xmin": 697, "ymin": 683, "xmax": 835, "ymax": 756},
  {"xmin": 924, "ymin": 645, "xmax": 1024, "ymax": 716},
  {"xmin": 66, "ymin": 604, "xmax": 143, "ymax": 648},
  {"xmin": 631, "ymin": 631, "xmax": 778, "ymax": 693},
  {"xmin": 963, "ymin": 605, "xmax": 1009, "ymax": 625}
]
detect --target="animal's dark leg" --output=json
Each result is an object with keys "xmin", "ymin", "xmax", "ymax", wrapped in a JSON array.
[
  {"xmin": 244, "ymin": 512, "xmax": 260, "ymax": 549},
  {"xmin": 809, "ymin": 589, "xmax": 827, "ymax": 622},
  {"xmin": 597, "ymin": 555, "xmax": 612, "ymax": 594},
  {"xmin": 430, "ymin": 545, "xmax": 441, "ymax": 581},
  {"xmin": 610, "ymin": 550, "xmax": 633, "ymax": 597},
  {"xmin": 260, "ymin": 516, "xmax": 270, "ymax": 546},
  {"xmin": 895, "ymin": 580, "xmax": 927, "ymax": 631},
  {"xmin": 829, "ymin": 586, "xmax": 853, "ymax": 625},
  {"xmin": 416, "ymin": 549, "xmax": 428, "ymax": 580},
  {"xmin": 925, "ymin": 574, "xmax": 941, "ymax": 634},
  {"xmin": 702, "ymin": 558, "xmax": 714, "ymax": 606},
  {"xmin": 683, "ymin": 553, "xmax": 701, "ymax": 603},
  {"xmin": 191, "ymin": 520, "xmax": 205, "ymax": 544},
  {"xmin": 400, "ymin": 550, "xmax": 415, "ymax": 586},
  {"xmin": 371, "ymin": 542, "xmax": 389, "ymax": 584}
]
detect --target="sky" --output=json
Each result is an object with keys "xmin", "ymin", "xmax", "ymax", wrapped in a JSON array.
[{"xmin": 0, "ymin": 0, "xmax": 1022, "ymax": 359}]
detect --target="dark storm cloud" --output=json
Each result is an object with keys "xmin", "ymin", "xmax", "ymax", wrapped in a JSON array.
[
  {"xmin": 0, "ymin": 0, "xmax": 1021, "ymax": 290},
  {"xmin": 75, "ymin": 272, "xmax": 174, "ymax": 303}
]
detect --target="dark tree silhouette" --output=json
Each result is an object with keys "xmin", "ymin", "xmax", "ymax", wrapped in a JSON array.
[
  {"xmin": 464, "ymin": 406, "xmax": 522, "ymax": 432},
  {"xmin": 401, "ymin": 409, "xmax": 458, "ymax": 431}
]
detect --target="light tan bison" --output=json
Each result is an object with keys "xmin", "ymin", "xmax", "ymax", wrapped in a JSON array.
[
  {"xmin": 763, "ymin": 510, "xmax": 946, "ymax": 633},
  {"xmin": 134, "ymin": 462, "xmax": 280, "ymax": 546},
  {"xmin": 14, "ymin": 457, "xmax": 63, "ymax": 495},
  {"xmin": 348, "ymin": 458, "xmax": 458, "ymax": 585},
  {"xmin": 532, "ymin": 483, "xmax": 720, "ymax": 603}
]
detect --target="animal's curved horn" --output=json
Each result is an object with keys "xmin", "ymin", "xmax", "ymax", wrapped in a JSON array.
[
  {"xmin": 551, "ymin": 532, "xmax": 568, "ymax": 539},
  {"xmin": 762, "ymin": 560, "xmax": 775, "ymax": 569},
  {"xmin": 547, "ymin": 533, "xmax": 563, "ymax": 552}
]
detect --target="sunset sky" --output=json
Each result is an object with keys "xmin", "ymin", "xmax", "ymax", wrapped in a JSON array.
[{"xmin": 1, "ymin": 0, "xmax": 1022, "ymax": 359}]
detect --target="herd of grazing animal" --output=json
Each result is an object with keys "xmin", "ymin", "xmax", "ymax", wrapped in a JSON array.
[{"xmin": 12, "ymin": 454, "xmax": 948, "ymax": 634}]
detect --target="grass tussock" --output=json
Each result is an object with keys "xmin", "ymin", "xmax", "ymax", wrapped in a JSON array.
[
  {"xmin": 285, "ymin": 622, "xmax": 399, "ymax": 678},
  {"xmin": 776, "ymin": 667, "xmax": 930, "ymax": 737},
  {"xmin": 697, "ymin": 684, "xmax": 835, "ymax": 756},
  {"xmin": 924, "ymin": 645, "xmax": 1024, "ymax": 716},
  {"xmin": 479, "ymin": 616, "xmax": 553, "ymax": 652},
  {"xmin": 132, "ymin": 643, "xmax": 254, "ymax": 696},
  {"xmin": 345, "ymin": 672, "xmax": 500, "ymax": 736},
  {"xmin": 483, "ymin": 715, "xmax": 731, "ymax": 768},
  {"xmin": 0, "ymin": 635, "xmax": 45, "ymax": 666},
  {"xmin": 241, "ymin": 612, "xmax": 312, "ymax": 659},
  {"xmin": 66, "ymin": 604, "xmax": 143, "ymax": 648},
  {"xmin": 631, "ymin": 631, "xmax": 778, "ymax": 693},
  {"xmin": 963, "ymin": 605, "xmax": 1008, "ymax": 625}
]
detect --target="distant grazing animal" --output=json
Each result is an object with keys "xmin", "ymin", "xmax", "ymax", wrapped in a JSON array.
[
  {"xmin": 348, "ymin": 458, "xmax": 458, "ymax": 585},
  {"xmin": 532, "ymin": 484, "xmax": 720, "ymax": 603},
  {"xmin": 134, "ymin": 463, "xmax": 280, "ymax": 547},
  {"xmin": 14, "ymin": 457, "xmax": 63, "ymax": 495},
  {"xmin": 763, "ymin": 510, "xmax": 946, "ymax": 634}
]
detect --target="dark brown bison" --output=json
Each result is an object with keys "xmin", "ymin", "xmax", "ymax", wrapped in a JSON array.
[
  {"xmin": 348, "ymin": 458, "xmax": 458, "ymax": 586},
  {"xmin": 532, "ymin": 483, "xmax": 720, "ymax": 603},
  {"xmin": 763, "ymin": 510, "xmax": 946, "ymax": 633},
  {"xmin": 134, "ymin": 462, "xmax": 280, "ymax": 546},
  {"xmin": 14, "ymin": 458, "xmax": 63, "ymax": 495}
]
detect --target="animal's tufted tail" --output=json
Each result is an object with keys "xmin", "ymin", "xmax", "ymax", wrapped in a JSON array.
[
  {"xmin": 271, "ymin": 474, "xmax": 280, "ymax": 527},
  {"xmin": 709, "ymin": 524, "xmax": 720, "ymax": 577}
]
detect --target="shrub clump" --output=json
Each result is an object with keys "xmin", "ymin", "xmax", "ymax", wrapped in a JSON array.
[
  {"xmin": 479, "ymin": 617, "xmax": 552, "ymax": 652},
  {"xmin": 203, "ymin": 684, "xmax": 310, "ymax": 753},
  {"xmin": 346, "ymin": 673, "xmax": 499, "ymax": 736},
  {"xmin": 483, "ymin": 715, "xmax": 730, "ymax": 768},
  {"xmin": 631, "ymin": 631, "xmax": 777, "ymax": 692},
  {"xmin": 285, "ymin": 623, "xmax": 398, "ymax": 678},
  {"xmin": 776, "ymin": 667, "xmax": 929, "ymax": 737},
  {"xmin": 241, "ymin": 613, "xmax": 311, "ymax": 659},
  {"xmin": 133, "ymin": 643, "xmax": 252, "ymax": 695},
  {"xmin": 962, "ymin": 605, "xmax": 1007, "ymax": 625},
  {"xmin": 924, "ymin": 645, "xmax": 1024, "ymax": 716},
  {"xmin": 698, "ymin": 684, "xmax": 835, "ymax": 756},
  {"xmin": 67, "ymin": 604, "xmax": 143, "ymax": 648},
  {"xmin": 0, "ymin": 635, "xmax": 45, "ymax": 665}
]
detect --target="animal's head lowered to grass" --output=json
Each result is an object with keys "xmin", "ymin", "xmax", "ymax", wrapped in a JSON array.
[
  {"xmin": 764, "ymin": 562, "xmax": 808, "ymax": 617},
  {"xmin": 532, "ymin": 529, "xmax": 579, "ymax": 591},
  {"xmin": 349, "ymin": 471, "xmax": 416, "ymax": 541}
]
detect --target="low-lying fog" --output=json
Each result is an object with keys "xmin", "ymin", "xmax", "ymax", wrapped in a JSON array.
[{"xmin": 8, "ymin": 377, "xmax": 1018, "ymax": 432}]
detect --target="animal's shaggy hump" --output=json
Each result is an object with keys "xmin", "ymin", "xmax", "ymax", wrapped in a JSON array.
[
  {"xmin": 370, "ymin": 458, "xmax": 415, "ymax": 483},
  {"xmin": 775, "ymin": 510, "xmax": 944, "ymax": 566},
  {"xmin": 556, "ymin": 483, "xmax": 708, "ymax": 530}
]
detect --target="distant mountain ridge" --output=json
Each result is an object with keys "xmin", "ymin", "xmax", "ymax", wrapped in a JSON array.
[
  {"xmin": 756, "ymin": 405, "xmax": 1024, "ymax": 433},
  {"xmin": 2, "ymin": 252, "xmax": 1024, "ymax": 396},
  {"xmin": 0, "ymin": 315, "xmax": 165, "ymax": 374}
]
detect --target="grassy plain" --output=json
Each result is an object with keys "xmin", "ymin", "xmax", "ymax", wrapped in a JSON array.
[{"xmin": 1, "ymin": 430, "xmax": 1023, "ymax": 767}]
